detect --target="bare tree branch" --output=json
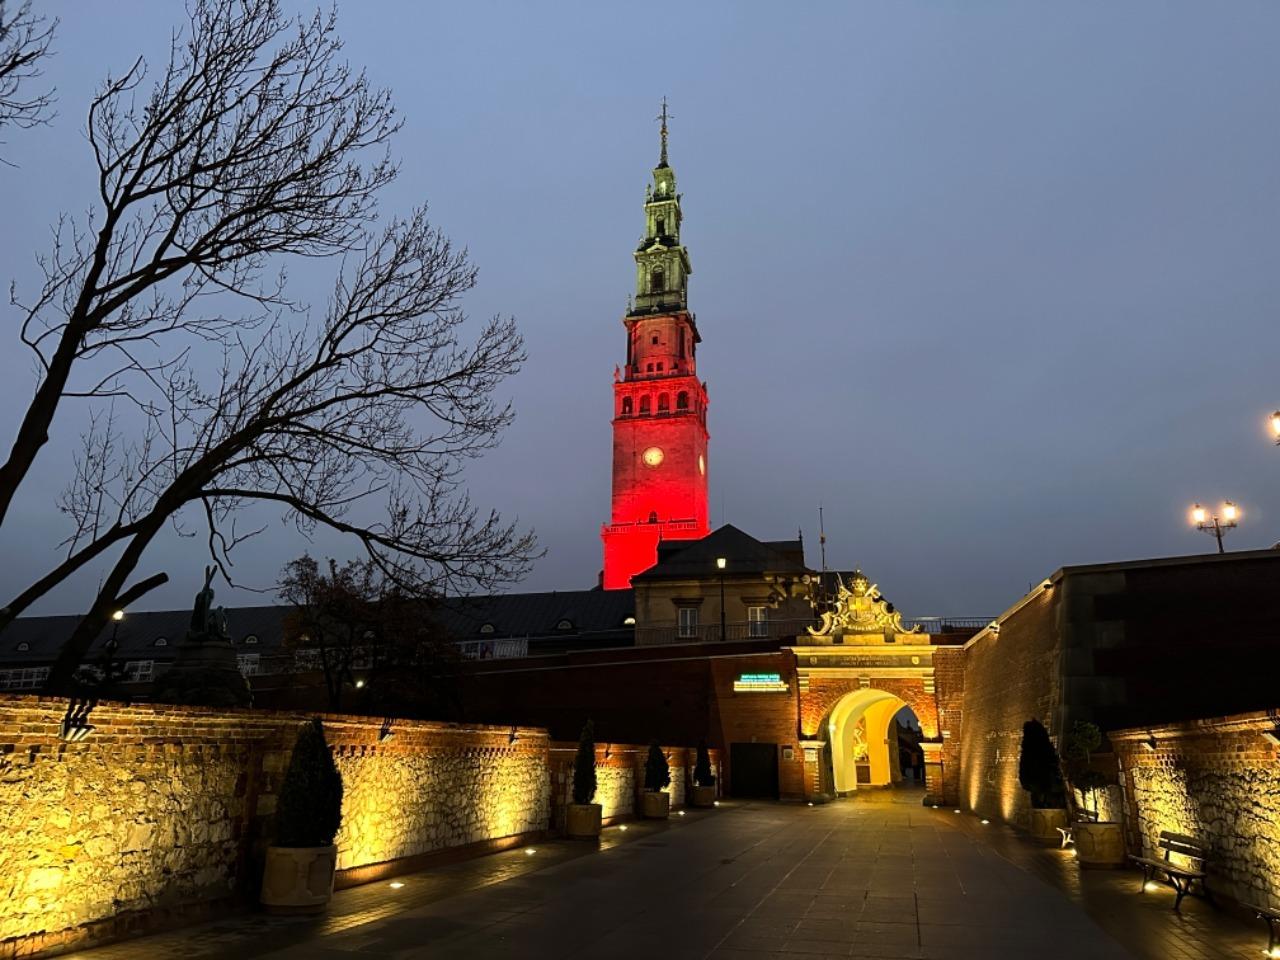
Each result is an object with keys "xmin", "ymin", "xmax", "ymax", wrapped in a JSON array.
[{"xmin": 0, "ymin": 0, "xmax": 57, "ymax": 148}]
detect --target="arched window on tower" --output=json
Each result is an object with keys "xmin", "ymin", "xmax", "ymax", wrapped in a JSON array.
[
  {"xmin": 676, "ymin": 391, "xmax": 689, "ymax": 411},
  {"xmin": 658, "ymin": 394, "xmax": 669, "ymax": 412},
  {"xmin": 651, "ymin": 266, "xmax": 664, "ymax": 293},
  {"xmin": 679, "ymin": 329, "xmax": 686, "ymax": 358},
  {"xmin": 621, "ymin": 397, "xmax": 633, "ymax": 416},
  {"xmin": 639, "ymin": 395, "xmax": 651, "ymax": 414},
  {"xmin": 656, "ymin": 216, "xmax": 666, "ymax": 236}
]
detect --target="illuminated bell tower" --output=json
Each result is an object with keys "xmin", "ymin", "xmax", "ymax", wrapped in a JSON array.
[{"xmin": 601, "ymin": 101, "xmax": 710, "ymax": 590}]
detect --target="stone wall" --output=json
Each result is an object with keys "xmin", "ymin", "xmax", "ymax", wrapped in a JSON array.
[
  {"xmin": 0, "ymin": 694, "xmax": 717, "ymax": 959},
  {"xmin": 1111, "ymin": 711, "xmax": 1280, "ymax": 910},
  {"xmin": 0, "ymin": 696, "xmax": 550, "ymax": 959},
  {"xmin": 546, "ymin": 743, "xmax": 718, "ymax": 831}
]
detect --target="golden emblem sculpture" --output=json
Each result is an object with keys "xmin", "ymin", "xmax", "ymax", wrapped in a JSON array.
[{"xmin": 807, "ymin": 569, "xmax": 919, "ymax": 641}]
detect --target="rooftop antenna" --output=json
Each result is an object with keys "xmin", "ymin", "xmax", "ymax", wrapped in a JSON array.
[{"xmin": 818, "ymin": 504, "xmax": 828, "ymax": 608}]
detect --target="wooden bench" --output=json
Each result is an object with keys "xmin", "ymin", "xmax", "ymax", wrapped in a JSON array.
[
  {"xmin": 1243, "ymin": 902, "xmax": 1280, "ymax": 957},
  {"xmin": 1129, "ymin": 830, "xmax": 1213, "ymax": 910}
]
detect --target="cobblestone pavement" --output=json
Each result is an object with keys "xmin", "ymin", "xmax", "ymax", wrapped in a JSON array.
[{"xmin": 62, "ymin": 791, "xmax": 1265, "ymax": 960}]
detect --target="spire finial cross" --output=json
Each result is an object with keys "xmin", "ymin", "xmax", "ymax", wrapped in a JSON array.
[{"xmin": 656, "ymin": 96, "xmax": 672, "ymax": 165}]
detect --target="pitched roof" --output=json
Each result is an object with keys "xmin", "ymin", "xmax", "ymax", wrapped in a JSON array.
[
  {"xmin": 435, "ymin": 589, "xmax": 634, "ymax": 639},
  {"xmin": 0, "ymin": 606, "xmax": 288, "ymax": 664},
  {"xmin": 633, "ymin": 524, "xmax": 812, "ymax": 581}
]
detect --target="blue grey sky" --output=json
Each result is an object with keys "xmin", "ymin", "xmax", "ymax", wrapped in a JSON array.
[{"xmin": 3, "ymin": 1, "xmax": 1280, "ymax": 618}]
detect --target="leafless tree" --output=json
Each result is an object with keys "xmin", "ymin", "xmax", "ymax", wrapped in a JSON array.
[
  {"xmin": 279, "ymin": 554, "xmax": 460, "ymax": 715},
  {"xmin": 0, "ymin": 0, "xmax": 57, "ymax": 142},
  {"xmin": 0, "ymin": 0, "xmax": 537, "ymax": 690}
]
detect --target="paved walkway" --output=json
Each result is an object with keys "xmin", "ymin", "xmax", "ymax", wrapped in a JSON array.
[{"xmin": 63, "ymin": 792, "xmax": 1264, "ymax": 960}]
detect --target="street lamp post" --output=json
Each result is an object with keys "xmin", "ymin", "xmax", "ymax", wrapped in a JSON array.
[
  {"xmin": 716, "ymin": 557, "xmax": 727, "ymax": 642},
  {"xmin": 1190, "ymin": 502, "xmax": 1239, "ymax": 554}
]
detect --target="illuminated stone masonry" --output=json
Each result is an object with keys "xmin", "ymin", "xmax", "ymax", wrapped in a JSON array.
[
  {"xmin": 1111, "ymin": 711, "xmax": 1280, "ymax": 910},
  {"xmin": 0, "ymin": 695, "xmax": 716, "ymax": 958}
]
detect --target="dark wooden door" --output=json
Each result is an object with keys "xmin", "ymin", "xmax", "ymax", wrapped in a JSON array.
[{"xmin": 729, "ymin": 742, "xmax": 779, "ymax": 799}]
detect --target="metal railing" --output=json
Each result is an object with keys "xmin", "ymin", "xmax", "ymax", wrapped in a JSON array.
[{"xmin": 636, "ymin": 616, "xmax": 991, "ymax": 646}]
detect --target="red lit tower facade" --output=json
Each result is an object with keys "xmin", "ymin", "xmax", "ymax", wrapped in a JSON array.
[{"xmin": 601, "ymin": 108, "xmax": 710, "ymax": 589}]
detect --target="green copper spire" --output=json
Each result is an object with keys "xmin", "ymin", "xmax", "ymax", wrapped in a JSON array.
[{"xmin": 631, "ymin": 100, "xmax": 692, "ymax": 316}]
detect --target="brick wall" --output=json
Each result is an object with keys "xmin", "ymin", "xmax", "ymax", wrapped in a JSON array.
[
  {"xmin": 1111, "ymin": 711, "xmax": 1280, "ymax": 910},
  {"xmin": 0, "ymin": 695, "xmax": 698, "ymax": 959},
  {"xmin": 932, "ymin": 647, "xmax": 966, "ymax": 806},
  {"xmin": 956, "ymin": 587, "xmax": 1062, "ymax": 823}
]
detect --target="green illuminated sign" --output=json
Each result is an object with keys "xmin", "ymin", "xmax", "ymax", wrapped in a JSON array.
[{"xmin": 733, "ymin": 672, "xmax": 788, "ymax": 692}]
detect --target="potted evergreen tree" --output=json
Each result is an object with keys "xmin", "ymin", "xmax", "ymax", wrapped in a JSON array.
[
  {"xmin": 1018, "ymin": 719, "xmax": 1068, "ymax": 842},
  {"xmin": 641, "ymin": 741, "xmax": 671, "ymax": 819},
  {"xmin": 1063, "ymin": 720, "xmax": 1124, "ymax": 867},
  {"xmin": 691, "ymin": 740, "xmax": 717, "ymax": 808},
  {"xmin": 261, "ymin": 719, "xmax": 344, "ymax": 912},
  {"xmin": 566, "ymin": 720, "xmax": 602, "ymax": 839}
]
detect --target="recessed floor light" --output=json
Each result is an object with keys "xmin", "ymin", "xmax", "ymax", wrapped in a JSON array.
[
  {"xmin": 619, "ymin": 824, "xmax": 628, "ymax": 831},
  {"xmin": 389, "ymin": 881, "xmax": 404, "ymax": 889},
  {"xmin": 524, "ymin": 848, "xmax": 536, "ymax": 855}
]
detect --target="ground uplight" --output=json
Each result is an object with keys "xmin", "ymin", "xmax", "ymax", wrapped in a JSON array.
[{"xmin": 389, "ymin": 881, "xmax": 404, "ymax": 889}]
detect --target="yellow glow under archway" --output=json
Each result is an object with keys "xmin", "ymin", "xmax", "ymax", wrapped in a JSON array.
[{"xmin": 827, "ymin": 689, "xmax": 909, "ymax": 793}]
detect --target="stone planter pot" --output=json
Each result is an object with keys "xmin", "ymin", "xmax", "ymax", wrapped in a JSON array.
[
  {"xmin": 260, "ymin": 844, "xmax": 337, "ymax": 913},
  {"xmin": 566, "ymin": 802, "xmax": 602, "ymax": 839},
  {"xmin": 1074, "ymin": 821, "xmax": 1125, "ymax": 868},
  {"xmin": 641, "ymin": 791, "xmax": 670, "ymax": 819},
  {"xmin": 691, "ymin": 784, "xmax": 717, "ymax": 808},
  {"xmin": 1028, "ymin": 807, "xmax": 1069, "ymax": 844}
]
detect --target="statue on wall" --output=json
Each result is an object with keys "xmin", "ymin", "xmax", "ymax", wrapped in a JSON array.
[
  {"xmin": 153, "ymin": 566, "xmax": 252, "ymax": 708},
  {"xmin": 807, "ymin": 569, "xmax": 920, "ymax": 643}
]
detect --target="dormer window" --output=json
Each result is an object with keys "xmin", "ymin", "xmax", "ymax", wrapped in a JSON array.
[
  {"xmin": 243, "ymin": 634, "xmax": 258, "ymax": 645},
  {"xmin": 556, "ymin": 619, "xmax": 573, "ymax": 631},
  {"xmin": 479, "ymin": 623, "xmax": 495, "ymax": 635},
  {"xmin": 154, "ymin": 637, "xmax": 168, "ymax": 647},
  {"xmin": 16, "ymin": 642, "xmax": 29, "ymax": 652}
]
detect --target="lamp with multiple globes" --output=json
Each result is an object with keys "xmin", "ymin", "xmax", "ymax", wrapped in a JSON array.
[{"xmin": 1189, "ymin": 501, "xmax": 1238, "ymax": 554}]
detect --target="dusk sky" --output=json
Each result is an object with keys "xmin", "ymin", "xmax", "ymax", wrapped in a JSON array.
[{"xmin": 3, "ymin": 1, "xmax": 1280, "ymax": 619}]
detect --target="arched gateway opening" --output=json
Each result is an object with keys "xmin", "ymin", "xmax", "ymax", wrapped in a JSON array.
[{"xmin": 823, "ymin": 689, "xmax": 919, "ymax": 793}]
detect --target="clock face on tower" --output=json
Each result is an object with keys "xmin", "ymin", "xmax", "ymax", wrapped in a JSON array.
[{"xmin": 642, "ymin": 446, "xmax": 664, "ymax": 467}]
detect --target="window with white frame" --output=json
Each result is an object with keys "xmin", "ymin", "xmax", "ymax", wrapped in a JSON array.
[
  {"xmin": 0, "ymin": 666, "xmax": 49, "ymax": 690},
  {"xmin": 747, "ymin": 606, "xmax": 768, "ymax": 638},
  {"xmin": 124, "ymin": 660, "xmax": 154, "ymax": 682},
  {"xmin": 677, "ymin": 607, "xmax": 699, "ymax": 639}
]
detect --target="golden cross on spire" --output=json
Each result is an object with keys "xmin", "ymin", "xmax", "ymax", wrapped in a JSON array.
[{"xmin": 656, "ymin": 96, "xmax": 672, "ymax": 165}]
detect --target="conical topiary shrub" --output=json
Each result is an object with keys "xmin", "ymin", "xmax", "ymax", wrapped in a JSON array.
[
  {"xmin": 693, "ymin": 740, "xmax": 715, "ymax": 787},
  {"xmin": 1018, "ymin": 719, "xmax": 1065, "ymax": 810},
  {"xmin": 572, "ymin": 719, "xmax": 598, "ymax": 805},
  {"xmin": 690, "ymin": 738, "xmax": 718, "ymax": 808},
  {"xmin": 275, "ymin": 718, "xmax": 344, "ymax": 848},
  {"xmin": 641, "ymin": 741, "xmax": 672, "ymax": 819},
  {"xmin": 644, "ymin": 741, "xmax": 670, "ymax": 792}
]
